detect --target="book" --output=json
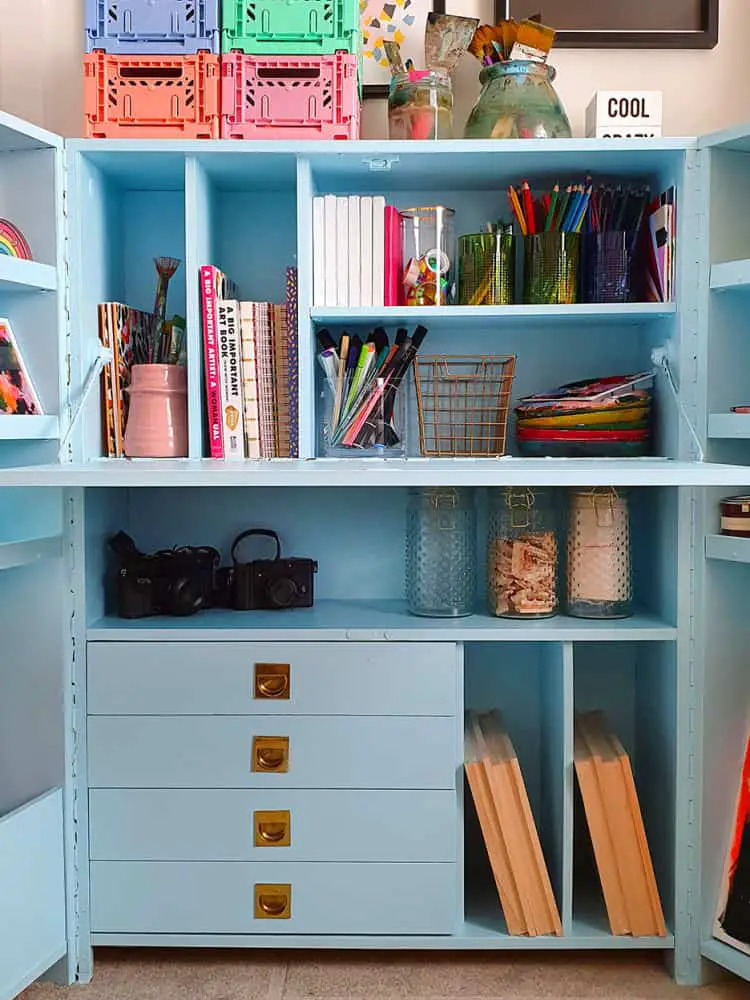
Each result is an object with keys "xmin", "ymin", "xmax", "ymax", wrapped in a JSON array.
[
  {"xmin": 216, "ymin": 299, "xmax": 245, "ymax": 461},
  {"xmin": 200, "ymin": 264, "xmax": 237, "ymax": 459},
  {"xmin": 323, "ymin": 194, "xmax": 337, "ymax": 308},
  {"xmin": 313, "ymin": 196, "xmax": 325, "ymax": 307},
  {"xmin": 273, "ymin": 303, "xmax": 290, "ymax": 458},
  {"xmin": 360, "ymin": 196, "xmax": 374, "ymax": 307},
  {"xmin": 336, "ymin": 196, "xmax": 349, "ymax": 308},
  {"xmin": 715, "ymin": 729, "xmax": 750, "ymax": 954},
  {"xmin": 348, "ymin": 195, "xmax": 361, "ymax": 307},
  {"xmin": 253, "ymin": 301, "xmax": 278, "ymax": 459},
  {"xmin": 286, "ymin": 267, "xmax": 299, "ymax": 459},
  {"xmin": 0, "ymin": 317, "xmax": 43, "ymax": 417},
  {"xmin": 384, "ymin": 205, "xmax": 402, "ymax": 307},
  {"xmin": 96, "ymin": 302, "xmax": 152, "ymax": 457},
  {"xmin": 239, "ymin": 302, "xmax": 261, "ymax": 459},
  {"xmin": 372, "ymin": 195, "xmax": 386, "ymax": 308}
]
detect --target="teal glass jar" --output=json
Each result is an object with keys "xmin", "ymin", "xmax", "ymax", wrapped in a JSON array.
[
  {"xmin": 405, "ymin": 487, "xmax": 476, "ymax": 617},
  {"xmin": 464, "ymin": 61, "xmax": 572, "ymax": 140}
]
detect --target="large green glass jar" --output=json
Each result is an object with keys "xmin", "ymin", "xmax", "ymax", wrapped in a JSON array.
[{"xmin": 464, "ymin": 61, "xmax": 572, "ymax": 140}]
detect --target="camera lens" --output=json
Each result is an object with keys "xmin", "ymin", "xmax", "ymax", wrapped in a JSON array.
[
  {"xmin": 169, "ymin": 576, "xmax": 207, "ymax": 616},
  {"xmin": 268, "ymin": 576, "xmax": 298, "ymax": 609}
]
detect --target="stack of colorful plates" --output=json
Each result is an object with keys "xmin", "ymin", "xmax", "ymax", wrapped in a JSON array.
[{"xmin": 515, "ymin": 373, "xmax": 653, "ymax": 457}]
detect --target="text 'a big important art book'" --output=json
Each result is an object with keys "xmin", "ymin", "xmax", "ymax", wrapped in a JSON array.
[
  {"xmin": 0, "ymin": 317, "xmax": 43, "ymax": 415},
  {"xmin": 715, "ymin": 730, "xmax": 750, "ymax": 954}
]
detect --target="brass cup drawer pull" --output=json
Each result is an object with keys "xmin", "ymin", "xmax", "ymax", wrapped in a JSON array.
[
  {"xmin": 255, "ymin": 883, "xmax": 291, "ymax": 919},
  {"xmin": 254, "ymin": 809, "xmax": 291, "ymax": 847},
  {"xmin": 252, "ymin": 735, "xmax": 289, "ymax": 773},
  {"xmin": 254, "ymin": 662, "xmax": 290, "ymax": 700}
]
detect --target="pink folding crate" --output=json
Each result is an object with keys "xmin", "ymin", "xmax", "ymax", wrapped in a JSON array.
[
  {"xmin": 84, "ymin": 52, "xmax": 220, "ymax": 138},
  {"xmin": 220, "ymin": 53, "xmax": 359, "ymax": 140}
]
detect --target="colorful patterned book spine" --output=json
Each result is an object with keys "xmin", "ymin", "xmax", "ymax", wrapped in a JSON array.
[
  {"xmin": 286, "ymin": 266, "xmax": 299, "ymax": 459},
  {"xmin": 0, "ymin": 317, "xmax": 43, "ymax": 417}
]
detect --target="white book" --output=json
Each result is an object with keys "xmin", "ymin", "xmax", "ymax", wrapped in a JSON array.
[
  {"xmin": 372, "ymin": 195, "xmax": 386, "ymax": 308},
  {"xmin": 323, "ymin": 193, "xmax": 338, "ymax": 307},
  {"xmin": 336, "ymin": 196, "xmax": 349, "ymax": 308},
  {"xmin": 348, "ymin": 195, "xmax": 361, "ymax": 307},
  {"xmin": 360, "ymin": 196, "xmax": 374, "ymax": 307},
  {"xmin": 216, "ymin": 299, "xmax": 245, "ymax": 461},
  {"xmin": 312, "ymin": 196, "xmax": 326, "ymax": 307},
  {"xmin": 239, "ymin": 301, "xmax": 261, "ymax": 459}
]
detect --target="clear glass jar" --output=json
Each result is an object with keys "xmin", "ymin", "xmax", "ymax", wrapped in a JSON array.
[
  {"xmin": 567, "ymin": 488, "xmax": 633, "ymax": 619},
  {"xmin": 464, "ymin": 61, "xmax": 572, "ymax": 140},
  {"xmin": 406, "ymin": 487, "xmax": 476, "ymax": 617},
  {"xmin": 487, "ymin": 487, "xmax": 558, "ymax": 619},
  {"xmin": 401, "ymin": 206, "xmax": 455, "ymax": 306},
  {"xmin": 388, "ymin": 69, "xmax": 453, "ymax": 141}
]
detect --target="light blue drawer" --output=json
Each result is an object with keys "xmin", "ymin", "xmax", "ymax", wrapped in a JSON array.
[
  {"xmin": 89, "ymin": 788, "xmax": 457, "ymax": 862},
  {"xmin": 90, "ymin": 860, "xmax": 457, "ymax": 935},
  {"xmin": 87, "ymin": 641, "xmax": 458, "ymax": 716},
  {"xmin": 87, "ymin": 715, "xmax": 458, "ymax": 789}
]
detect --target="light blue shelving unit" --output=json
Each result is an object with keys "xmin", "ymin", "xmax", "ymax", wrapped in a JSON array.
[{"xmin": 2, "ymin": 115, "xmax": 750, "ymax": 995}]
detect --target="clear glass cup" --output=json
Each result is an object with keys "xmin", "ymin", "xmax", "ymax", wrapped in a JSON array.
[
  {"xmin": 401, "ymin": 206, "xmax": 455, "ymax": 306},
  {"xmin": 406, "ymin": 486, "xmax": 476, "ymax": 617}
]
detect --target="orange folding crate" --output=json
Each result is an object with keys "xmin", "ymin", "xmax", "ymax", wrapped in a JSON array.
[{"xmin": 84, "ymin": 52, "xmax": 220, "ymax": 139}]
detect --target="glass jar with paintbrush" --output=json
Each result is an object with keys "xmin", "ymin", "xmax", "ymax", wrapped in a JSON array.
[{"xmin": 124, "ymin": 256, "xmax": 188, "ymax": 459}]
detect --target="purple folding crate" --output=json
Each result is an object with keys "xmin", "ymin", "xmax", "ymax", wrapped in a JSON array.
[{"xmin": 85, "ymin": 0, "xmax": 220, "ymax": 54}]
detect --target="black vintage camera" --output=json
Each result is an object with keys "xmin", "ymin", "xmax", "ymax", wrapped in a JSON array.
[
  {"xmin": 109, "ymin": 531, "xmax": 220, "ymax": 619},
  {"xmin": 229, "ymin": 529, "xmax": 317, "ymax": 610}
]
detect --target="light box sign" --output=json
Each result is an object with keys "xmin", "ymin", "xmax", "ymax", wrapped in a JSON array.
[{"xmin": 586, "ymin": 91, "xmax": 663, "ymax": 138}]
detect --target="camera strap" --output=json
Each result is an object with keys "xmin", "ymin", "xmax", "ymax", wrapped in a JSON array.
[{"xmin": 231, "ymin": 529, "xmax": 282, "ymax": 565}]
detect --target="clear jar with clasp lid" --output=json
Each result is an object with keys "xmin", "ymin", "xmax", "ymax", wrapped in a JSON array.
[
  {"xmin": 567, "ymin": 487, "xmax": 633, "ymax": 619},
  {"xmin": 406, "ymin": 487, "xmax": 476, "ymax": 617},
  {"xmin": 487, "ymin": 487, "xmax": 558, "ymax": 618},
  {"xmin": 388, "ymin": 69, "xmax": 453, "ymax": 141}
]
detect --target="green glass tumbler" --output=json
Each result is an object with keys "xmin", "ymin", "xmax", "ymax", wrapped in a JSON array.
[
  {"xmin": 458, "ymin": 233, "xmax": 515, "ymax": 306},
  {"xmin": 523, "ymin": 232, "xmax": 580, "ymax": 305}
]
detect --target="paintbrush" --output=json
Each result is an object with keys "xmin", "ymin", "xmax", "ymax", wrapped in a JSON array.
[
  {"xmin": 152, "ymin": 256, "xmax": 181, "ymax": 364},
  {"xmin": 383, "ymin": 40, "xmax": 404, "ymax": 75},
  {"xmin": 425, "ymin": 12, "xmax": 479, "ymax": 74}
]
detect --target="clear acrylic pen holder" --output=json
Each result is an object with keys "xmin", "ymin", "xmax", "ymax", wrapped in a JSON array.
[{"xmin": 321, "ymin": 372, "xmax": 407, "ymax": 458}]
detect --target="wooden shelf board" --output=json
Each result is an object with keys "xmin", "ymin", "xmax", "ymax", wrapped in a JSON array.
[
  {"xmin": 710, "ymin": 259, "xmax": 750, "ymax": 292},
  {"xmin": 705, "ymin": 534, "xmax": 750, "ymax": 563},
  {"xmin": 87, "ymin": 601, "xmax": 677, "ymax": 643},
  {"xmin": 702, "ymin": 938, "xmax": 750, "ymax": 983},
  {"xmin": 0, "ymin": 535, "xmax": 61, "ymax": 571},
  {"xmin": 0, "ymin": 256, "xmax": 56, "ymax": 293},
  {"xmin": 708, "ymin": 414, "xmax": 750, "ymax": 440},
  {"xmin": 0, "ymin": 415, "xmax": 59, "ymax": 441}
]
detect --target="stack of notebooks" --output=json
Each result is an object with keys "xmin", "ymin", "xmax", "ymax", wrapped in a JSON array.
[
  {"xmin": 574, "ymin": 711, "xmax": 667, "ymax": 937},
  {"xmin": 312, "ymin": 195, "xmax": 402, "ymax": 308},
  {"xmin": 201, "ymin": 265, "xmax": 298, "ymax": 461},
  {"xmin": 464, "ymin": 710, "xmax": 562, "ymax": 937},
  {"xmin": 98, "ymin": 302, "xmax": 154, "ymax": 457}
]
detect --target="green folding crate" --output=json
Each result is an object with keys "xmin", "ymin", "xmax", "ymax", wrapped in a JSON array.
[{"xmin": 222, "ymin": 0, "xmax": 360, "ymax": 55}]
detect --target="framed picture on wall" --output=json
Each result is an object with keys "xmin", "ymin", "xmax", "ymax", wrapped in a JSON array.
[
  {"xmin": 361, "ymin": 0, "xmax": 446, "ymax": 99},
  {"xmin": 493, "ymin": 0, "xmax": 718, "ymax": 49}
]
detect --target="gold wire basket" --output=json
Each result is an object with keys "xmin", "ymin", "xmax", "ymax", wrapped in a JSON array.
[{"xmin": 414, "ymin": 355, "xmax": 517, "ymax": 457}]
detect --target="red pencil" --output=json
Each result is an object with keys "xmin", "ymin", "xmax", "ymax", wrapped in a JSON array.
[{"xmin": 521, "ymin": 180, "xmax": 536, "ymax": 235}]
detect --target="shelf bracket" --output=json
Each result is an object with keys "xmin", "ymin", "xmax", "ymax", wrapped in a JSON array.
[{"xmin": 363, "ymin": 156, "xmax": 400, "ymax": 172}]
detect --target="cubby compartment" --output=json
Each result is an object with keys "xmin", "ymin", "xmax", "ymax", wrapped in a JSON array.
[{"xmin": 573, "ymin": 641, "xmax": 676, "ymax": 941}]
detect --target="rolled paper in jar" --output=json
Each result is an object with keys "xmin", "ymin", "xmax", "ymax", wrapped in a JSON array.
[{"xmin": 425, "ymin": 248, "xmax": 451, "ymax": 273}]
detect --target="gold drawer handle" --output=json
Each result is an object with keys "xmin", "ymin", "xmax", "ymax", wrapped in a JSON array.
[
  {"xmin": 255, "ymin": 883, "xmax": 291, "ymax": 919},
  {"xmin": 252, "ymin": 735, "xmax": 289, "ymax": 773},
  {"xmin": 254, "ymin": 662, "xmax": 290, "ymax": 700},
  {"xmin": 254, "ymin": 809, "xmax": 291, "ymax": 847}
]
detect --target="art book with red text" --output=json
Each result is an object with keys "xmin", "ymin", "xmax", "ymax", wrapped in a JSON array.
[{"xmin": 201, "ymin": 265, "xmax": 237, "ymax": 458}]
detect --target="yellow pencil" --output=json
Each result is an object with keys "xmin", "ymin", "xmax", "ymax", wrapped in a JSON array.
[{"xmin": 507, "ymin": 185, "xmax": 528, "ymax": 236}]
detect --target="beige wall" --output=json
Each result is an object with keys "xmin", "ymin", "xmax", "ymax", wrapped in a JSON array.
[{"xmin": 0, "ymin": 0, "xmax": 748, "ymax": 139}]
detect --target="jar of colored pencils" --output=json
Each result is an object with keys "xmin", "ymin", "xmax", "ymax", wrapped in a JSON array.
[
  {"xmin": 401, "ymin": 206, "xmax": 455, "ymax": 306},
  {"xmin": 457, "ymin": 231, "xmax": 515, "ymax": 306},
  {"xmin": 523, "ymin": 232, "xmax": 580, "ymax": 305},
  {"xmin": 388, "ymin": 70, "xmax": 453, "ymax": 141}
]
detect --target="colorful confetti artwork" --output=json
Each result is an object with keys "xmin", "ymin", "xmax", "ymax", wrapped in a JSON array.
[{"xmin": 360, "ymin": 0, "xmax": 444, "ymax": 94}]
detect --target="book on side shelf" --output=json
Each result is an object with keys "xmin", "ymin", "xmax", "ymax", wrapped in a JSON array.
[
  {"xmin": 574, "ymin": 711, "xmax": 667, "ymax": 937},
  {"xmin": 201, "ymin": 266, "xmax": 299, "ymax": 461},
  {"xmin": 0, "ymin": 317, "xmax": 43, "ymax": 417},
  {"xmin": 464, "ymin": 710, "xmax": 562, "ymax": 937},
  {"xmin": 314, "ymin": 195, "xmax": 401, "ymax": 309},
  {"xmin": 714, "ymin": 728, "xmax": 750, "ymax": 955}
]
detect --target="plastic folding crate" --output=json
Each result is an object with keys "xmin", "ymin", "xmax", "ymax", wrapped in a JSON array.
[
  {"xmin": 84, "ymin": 53, "xmax": 220, "ymax": 138},
  {"xmin": 85, "ymin": 0, "xmax": 220, "ymax": 54},
  {"xmin": 221, "ymin": 0, "xmax": 359, "ymax": 54},
  {"xmin": 221, "ymin": 53, "xmax": 359, "ymax": 140}
]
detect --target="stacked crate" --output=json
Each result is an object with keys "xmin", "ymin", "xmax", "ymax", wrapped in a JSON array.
[
  {"xmin": 219, "ymin": 0, "xmax": 361, "ymax": 140},
  {"xmin": 83, "ymin": 0, "xmax": 221, "ymax": 138}
]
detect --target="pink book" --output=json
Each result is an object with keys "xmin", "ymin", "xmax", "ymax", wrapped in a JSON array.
[
  {"xmin": 201, "ymin": 264, "xmax": 237, "ymax": 458},
  {"xmin": 384, "ymin": 205, "xmax": 402, "ymax": 307}
]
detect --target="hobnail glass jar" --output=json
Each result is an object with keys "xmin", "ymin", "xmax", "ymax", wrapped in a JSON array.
[
  {"xmin": 567, "ymin": 488, "xmax": 633, "ymax": 619},
  {"xmin": 464, "ymin": 61, "xmax": 572, "ymax": 140},
  {"xmin": 406, "ymin": 487, "xmax": 476, "ymax": 617},
  {"xmin": 487, "ymin": 487, "xmax": 558, "ymax": 619},
  {"xmin": 388, "ymin": 69, "xmax": 453, "ymax": 141}
]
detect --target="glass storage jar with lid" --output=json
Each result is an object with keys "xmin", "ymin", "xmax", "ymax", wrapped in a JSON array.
[
  {"xmin": 388, "ymin": 69, "xmax": 453, "ymax": 140},
  {"xmin": 567, "ymin": 487, "xmax": 633, "ymax": 619},
  {"xmin": 464, "ymin": 61, "xmax": 572, "ymax": 140},
  {"xmin": 406, "ymin": 487, "xmax": 476, "ymax": 617},
  {"xmin": 487, "ymin": 487, "xmax": 558, "ymax": 618}
]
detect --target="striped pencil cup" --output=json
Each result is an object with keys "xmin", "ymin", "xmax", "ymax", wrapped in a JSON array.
[
  {"xmin": 582, "ymin": 231, "xmax": 634, "ymax": 303},
  {"xmin": 523, "ymin": 232, "xmax": 580, "ymax": 305},
  {"xmin": 457, "ymin": 233, "xmax": 515, "ymax": 306}
]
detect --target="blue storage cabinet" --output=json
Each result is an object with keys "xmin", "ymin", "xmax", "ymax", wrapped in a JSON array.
[
  {"xmin": 3, "ymin": 116, "xmax": 750, "ymax": 995},
  {"xmin": 85, "ymin": 0, "xmax": 220, "ymax": 54}
]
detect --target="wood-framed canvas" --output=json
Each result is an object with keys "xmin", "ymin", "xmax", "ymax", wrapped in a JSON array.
[
  {"xmin": 494, "ymin": 0, "xmax": 718, "ymax": 50},
  {"xmin": 362, "ymin": 0, "xmax": 446, "ymax": 100}
]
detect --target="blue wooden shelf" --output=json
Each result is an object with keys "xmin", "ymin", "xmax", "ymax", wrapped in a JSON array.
[
  {"xmin": 0, "ymin": 257, "xmax": 57, "ymax": 293},
  {"xmin": 710, "ymin": 259, "xmax": 750, "ymax": 292},
  {"xmin": 0, "ymin": 416, "xmax": 59, "ymax": 442},
  {"xmin": 705, "ymin": 534, "xmax": 750, "ymax": 563},
  {"xmin": 87, "ymin": 602, "xmax": 677, "ymax": 642},
  {"xmin": 0, "ymin": 535, "xmax": 61, "ymax": 572},
  {"xmin": 702, "ymin": 939, "xmax": 750, "ymax": 983},
  {"xmin": 708, "ymin": 414, "xmax": 750, "ymax": 439}
]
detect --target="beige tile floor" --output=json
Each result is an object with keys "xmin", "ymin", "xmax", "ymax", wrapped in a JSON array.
[{"xmin": 21, "ymin": 950, "xmax": 750, "ymax": 1000}]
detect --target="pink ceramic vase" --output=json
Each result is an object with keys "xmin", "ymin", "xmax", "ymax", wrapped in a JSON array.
[{"xmin": 124, "ymin": 364, "xmax": 188, "ymax": 459}]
